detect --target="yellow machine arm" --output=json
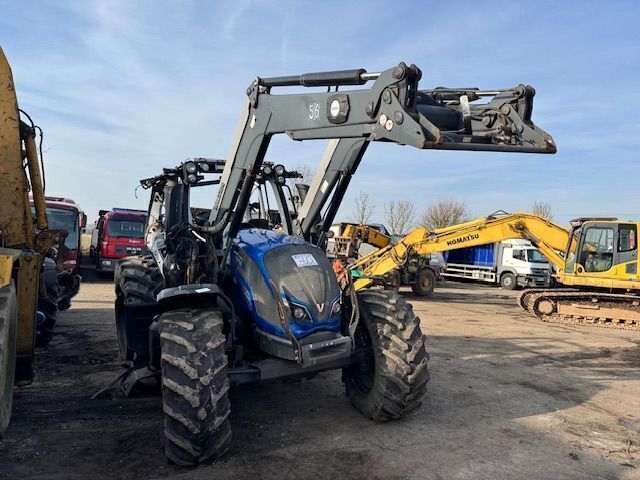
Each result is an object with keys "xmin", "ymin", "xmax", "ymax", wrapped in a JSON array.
[
  {"xmin": 0, "ymin": 47, "xmax": 48, "ymax": 253},
  {"xmin": 332, "ymin": 223, "xmax": 392, "ymax": 260},
  {"xmin": 351, "ymin": 212, "xmax": 570, "ymax": 290}
]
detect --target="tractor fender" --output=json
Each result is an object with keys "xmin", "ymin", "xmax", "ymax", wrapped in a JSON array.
[{"xmin": 157, "ymin": 284, "xmax": 220, "ymax": 311}]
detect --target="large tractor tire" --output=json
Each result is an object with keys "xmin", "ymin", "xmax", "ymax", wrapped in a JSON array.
[
  {"xmin": 114, "ymin": 255, "xmax": 164, "ymax": 362},
  {"xmin": 36, "ymin": 258, "xmax": 58, "ymax": 347},
  {"xmin": 159, "ymin": 308, "xmax": 231, "ymax": 465},
  {"xmin": 0, "ymin": 283, "xmax": 17, "ymax": 437},
  {"xmin": 344, "ymin": 290, "xmax": 430, "ymax": 421},
  {"xmin": 411, "ymin": 268, "xmax": 436, "ymax": 297}
]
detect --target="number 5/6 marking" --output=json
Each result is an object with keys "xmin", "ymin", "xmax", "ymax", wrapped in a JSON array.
[{"xmin": 308, "ymin": 103, "xmax": 320, "ymax": 120}]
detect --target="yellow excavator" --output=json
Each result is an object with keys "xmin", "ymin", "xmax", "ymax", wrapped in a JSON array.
[
  {"xmin": 351, "ymin": 211, "xmax": 640, "ymax": 330},
  {"xmin": 0, "ymin": 47, "xmax": 61, "ymax": 436}
]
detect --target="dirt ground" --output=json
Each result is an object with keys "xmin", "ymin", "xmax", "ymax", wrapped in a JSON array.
[{"xmin": 2, "ymin": 269, "xmax": 640, "ymax": 480}]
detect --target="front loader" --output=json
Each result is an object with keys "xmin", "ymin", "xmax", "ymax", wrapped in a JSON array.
[
  {"xmin": 0, "ymin": 47, "xmax": 64, "ymax": 436},
  {"xmin": 114, "ymin": 62, "xmax": 554, "ymax": 465}
]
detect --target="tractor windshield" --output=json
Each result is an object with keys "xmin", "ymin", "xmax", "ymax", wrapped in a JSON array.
[{"xmin": 107, "ymin": 218, "xmax": 145, "ymax": 238}]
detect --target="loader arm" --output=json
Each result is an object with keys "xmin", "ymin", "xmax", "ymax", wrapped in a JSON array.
[
  {"xmin": 331, "ymin": 223, "xmax": 392, "ymax": 259},
  {"xmin": 350, "ymin": 213, "xmax": 570, "ymax": 290},
  {"xmin": 208, "ymin": 63, "xmax": 555, "ymax": 253},
  {"xmin": 296, "ymin": 82, "xmax": 555, "ymax": 242}
]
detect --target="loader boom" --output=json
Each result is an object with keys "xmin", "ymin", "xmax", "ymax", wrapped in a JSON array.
[
  {"xmin": 208, "ymin": 63, "xmax": 555, "ymax": 253},
  {"xmin": 350, "ymin": 212, "xmax": 570, "ymax": 290}
]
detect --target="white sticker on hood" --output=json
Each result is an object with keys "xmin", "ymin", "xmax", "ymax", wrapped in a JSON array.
[{"xmin": 292, "ymin": 253, "xmax": 318, "ymax": 267}]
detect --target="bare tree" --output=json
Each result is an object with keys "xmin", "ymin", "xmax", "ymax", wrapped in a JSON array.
[
  {"xmin": 418, "ymin": 199, "xmax": 469, "ymax": 230},
  {"xmin": 384, "ymin": 200, "xmax": 416, "ymax": 235},
  {"xmin": 531, "ymin": 201, "xmax": 553, "ymax": 221},
  {"xmin": 351, "ymin": 190, "xmax": 375, "ymax": 224}
]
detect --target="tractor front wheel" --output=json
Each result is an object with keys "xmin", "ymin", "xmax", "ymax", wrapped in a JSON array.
[
  {"xmin": 344, "ymin": 290, "xmax": 430, "ymax": 421},
  {"xmin": 159, "ymin": 308, "xmax": 232, "ymax": 465}
]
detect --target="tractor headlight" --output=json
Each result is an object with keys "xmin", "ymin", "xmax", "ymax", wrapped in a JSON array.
[
  {"xmin": 274, "ymin": 164, "xmax": 285, "ymax": 176},
  {"xmin": 277, "ymin": 176, "xmax": 285, "ymax": 185},
  {"xmin": 187, "ymin": 174, "xmax": 197, "ymax": 184},
  {"xmin": 185, "ymin": 161, "xmax": 197, "ymax": 173},
  {"xmin": 292, "ymin": 306, "xmax": 306, "ymax": 320},
  {"xmin": 263, "ymin": 165, "xmax": 273, "ymax": 175}
]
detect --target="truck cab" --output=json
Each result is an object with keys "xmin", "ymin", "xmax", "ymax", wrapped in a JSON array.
[
  {"xmin": 91, "ymin": 208, "xmax": 147, "ymax": 273},
  {"xmin": 36, "ymin": 196, "xmax": 86, "ymax": 275},
  {"xmin": 499, "ymin": 239, "xmax": 551, "ymax": 289}
]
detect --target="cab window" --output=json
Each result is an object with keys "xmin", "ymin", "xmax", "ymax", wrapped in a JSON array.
[
  {"xmin": 581, "ymin": 227, "xmax": 614, "ymax": 273},
  {"xmin": 619, "ymin": 225, "xmax": 637, "ymax": 252},
  {"xmin": 512, "ymin": 249, "xmax": 525, "ymax": 261}
]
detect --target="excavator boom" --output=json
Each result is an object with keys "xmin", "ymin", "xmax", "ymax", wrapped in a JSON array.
[{"xmin": 351, "ymin": 212, "xmax": 570, "ymax": 290}]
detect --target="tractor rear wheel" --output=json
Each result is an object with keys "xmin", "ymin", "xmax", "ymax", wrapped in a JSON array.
[
  {"xmin": 344, "ymin": 290, "xmax": 430, "ymax": 421},
  {"xmin": 411, "ymin": 268, "xmax": 436, "ymax": 297},
  {"xmin": 0, "ymin": 283, "xmax": 17, "ymax": 437},
  {"xmin": 114, "ymin": 255, "xmax": 164, "ymax": 363},
  {"xmin": 159, "ymin": 308, "xmax": 231, "ymax": 465}
]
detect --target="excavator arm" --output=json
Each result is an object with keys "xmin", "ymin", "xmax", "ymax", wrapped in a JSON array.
[
  {"xmin": 350, "ymin": 212, "xmax": 570, "ymax": 290},
  {"xmin": 331, "ymin": 223, "xmax": 392, "ymax": 260},
  {"xmin": 207, "ymin": 63, "xmax": 555, "ymax": 253}
]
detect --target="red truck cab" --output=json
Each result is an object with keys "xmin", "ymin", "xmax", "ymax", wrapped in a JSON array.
[
  {"xmin": 91, "ymin": 208, "xmax": 148, "ymax": 273},
  {"xmin": 31, "ymin": 196, "xmax": 86, "ymax": 310},
  {"xmin": 40, "ymin": 196, "xmax": 87, "ymax": 275}
]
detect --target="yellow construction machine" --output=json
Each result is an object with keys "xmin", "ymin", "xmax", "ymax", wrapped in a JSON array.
[
  {"xmin": 331, "ymin": 223, "xmax": 441, "ymax": 295},
  {"xmin": 351, "ymin": 211, "xmax": 640, "ymax": 330},
  {"xmin": 0, "ymin": 47, "xmax": 61, "ymax": 436}
]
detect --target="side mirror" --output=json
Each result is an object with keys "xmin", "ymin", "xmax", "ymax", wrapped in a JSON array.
[{"xmin": 80, "ymin": 213, "xmax": 87, "ymax": 229}]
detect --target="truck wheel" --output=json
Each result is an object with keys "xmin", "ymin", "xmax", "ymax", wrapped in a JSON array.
[
  {"xmin": 500, "ymin": 272, "xmax": 517, "ymax": 290},
  {"xmin": 344, "ymin": 290, "xmax": 430, "ymax": 421},
  {"xmin": 411, "ymin": 268, "xmax": 436, "ymax": 297},
  {"xmin": 36, "ymin": 258, "xmax": 58, "ymax": 347},
  {"xmin": 115, "ymin": 255, "xmax": 164, "ymax": 362},
  {"xmin": 159, "ymin": 309, "xmax": 231, "ymax": 465},
  {"xmin": 384, "ymin": 270, "xmax": 401, "ymax": 292},
  {"xmin": 0, "ymin": 284, "xmax": 17, "ymax": 437}
]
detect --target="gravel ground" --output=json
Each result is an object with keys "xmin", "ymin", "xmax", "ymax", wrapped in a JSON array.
[{"xmin": 1, "ymin": 269, "xmax": 640, "ymax": 480}]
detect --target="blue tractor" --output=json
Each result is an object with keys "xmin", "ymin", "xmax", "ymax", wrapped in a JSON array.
[
  {"xmin": 115, "ymin": 63, "xmax": 554, "ymax": 465},
  {"xmin": 116, "ymin": 159, "xmax": 429, "ymax": 465}
]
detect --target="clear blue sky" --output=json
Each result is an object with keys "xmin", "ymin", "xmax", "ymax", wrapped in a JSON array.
[{"xmin": 2, "ymin": 1, "xmax": 639, "ymax": 226}]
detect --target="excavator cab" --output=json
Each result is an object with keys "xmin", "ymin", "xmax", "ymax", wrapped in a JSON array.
[{"xmin": 564, "ymin": 219, "xmax": 638, "ymax": 279}]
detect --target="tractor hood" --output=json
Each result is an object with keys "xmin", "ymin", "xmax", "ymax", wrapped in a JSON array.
[{"xmin": 232, "ymin": 228, "xmax": 341, "ymax": 340}]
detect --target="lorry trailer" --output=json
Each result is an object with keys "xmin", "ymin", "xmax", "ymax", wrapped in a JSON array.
[{"xmin": 442, "ymin": 239, "xmax": 550, "ymax": 289}]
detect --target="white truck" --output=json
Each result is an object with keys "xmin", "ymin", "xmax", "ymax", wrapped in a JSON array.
[{"xmin": 442, "ymin": 239, "xmax": 551, "ymax": 290}]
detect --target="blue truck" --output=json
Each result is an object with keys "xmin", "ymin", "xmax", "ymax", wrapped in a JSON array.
[{"xmin": 442, "ymin": 239, "xmax": 551, "ymax": 290}]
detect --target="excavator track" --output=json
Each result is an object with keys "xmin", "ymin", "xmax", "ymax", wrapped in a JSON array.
[{"xmin": 517, "ymin": 289, "xmax": 640, "ymax": 330}]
